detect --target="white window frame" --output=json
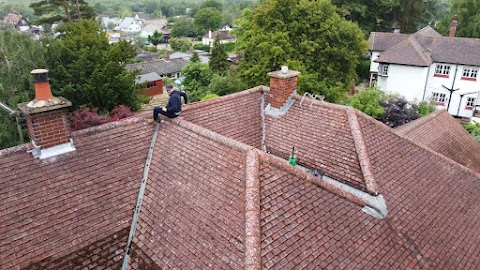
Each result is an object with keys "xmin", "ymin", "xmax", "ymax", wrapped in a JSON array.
[
  {"xmin": 378, "ymin": 64, "xmax": 389, "ymax": 76},
  {"xmin": 462, "ymin": 67, "xmax": 478, "ymax": 79},
  {"xmin": 434, "ymin": 64, "xmax": 450, "ymax": 76},
  {"xmin": 431, "ymin": 92, "xmax": 446, "ymax": 103},
  {"xmin": 466, "ymin": 97, "xmax": 476, "ymax": 107}
]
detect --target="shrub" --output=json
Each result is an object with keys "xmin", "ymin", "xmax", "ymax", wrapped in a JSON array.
[
  {"xmin": 417, "ymin": 101, "xmax": 436, "ymax": 116},
  {"xmin": 223, "ymin": 42, "xmax": 236, "ymax": 52},
  {"xmin": 193, "ymin": 43, "xmax": 211, "ymax": 51},
  {"xmin": 201, "ymin": 93, "xmax": 219, "ymax": 100},
  {"xmin": 349, "ymin": 88, "xmax": 385, "ymax": 119},
  {"xmin": 170, "ymin": 37, "xmax": 192, "ymax": 52},
  {"xmin": 69, "ymin": 107, "xmax": 103, "ymax": 131},
  {"xmin": 356, "ymin": 59, "xmax": 371, "ymax": 81},
  {"xmin": 464, "ymin": 122, "xmax": 480, "ymax": 143},
  {"xmin": 380, "ymin": 97, "xmax": 419, "ymax": 128},
  {"xmin": 70, "ymin": 105, "xmax": 135, "ymax": 131}
]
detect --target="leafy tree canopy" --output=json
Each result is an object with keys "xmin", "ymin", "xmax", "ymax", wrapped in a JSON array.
[
  {"xmin": 436, "ymin": 0, "xmax": 480, "ymax": 38},
  {"xmin": 148, "ymin": 30, "xmax": 164, "ymax": 46},
  {"xmin": 194, "ymin": 7, "xmax": 223, "ymax": 34},
  {"xmin": 235, "ymin": 0, "xmax": 368, "ymax": 103},
  {"xmin": 0, "ymin": 30, "xmax": 47, "ymax": 148},
  {"xmin": 171, "ymin": 17, "xmax": 197, "ymax": 37},
  {"xmin": 209, "ymin": 35, "xmax": 229, "ymax": 74},
  {"xmin": 44, "ymin": 19, "xmax": 139, "ymax": 112},
  {"xmin": 169, "ymin": 37, "xmax": 192, "ymax": 52},
  {"xmin": 182, "ymin": 61, "xmax": 212, "ymax": 102},
  {"xmin": 200, "ymin": 0, "xmax": 223, "ymax": 12},
  {"xmin": 208, "ymin": 73, "xmax": 247, "ymax": 96},
  {"xmin": 30, "ymin": 0, "xmax": 95, "ymax": 24},
  {"xmin": 349, "ymin": 88, "xmax": 385, "ymax": 119}
]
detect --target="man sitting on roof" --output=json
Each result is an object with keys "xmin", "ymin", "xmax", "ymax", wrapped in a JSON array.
[{"xmin": 150, "ymin": 84, "xmax": 188, "ymax": 123}]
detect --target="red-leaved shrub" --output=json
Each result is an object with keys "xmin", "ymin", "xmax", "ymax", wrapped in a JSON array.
[{"xmin": 70, "ymin": 105, "xmax": 135, "ymax": 131}]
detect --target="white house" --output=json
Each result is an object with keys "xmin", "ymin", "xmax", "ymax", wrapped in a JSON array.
[
  {"xmin": 369, "ymin": 18, "xmax": 480, "ymax": 119},
  {"xmin": 119, "ymin": 17, "xmax": 142, "ymax": 33},
  {"xmin": 202, "ymin": 30, "xmax": 236, "ymax": 47}
]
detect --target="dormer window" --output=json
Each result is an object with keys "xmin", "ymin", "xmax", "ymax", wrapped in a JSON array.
[
  {"xmin": 434, "ymin": 64, "xmax": 450, "ymax": 78},
  {"xmin": 378, "ymin": 64, "xmax": 389, "ymax": 76},
  {"xmin": 461, "ymin": 67, "xmax": 478, "ymax": 81}
]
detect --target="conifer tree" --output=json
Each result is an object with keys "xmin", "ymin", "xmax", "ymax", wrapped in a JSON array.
[{"xmin": 209, "ymin": 35, "xmax": 228, "ymax": 75}]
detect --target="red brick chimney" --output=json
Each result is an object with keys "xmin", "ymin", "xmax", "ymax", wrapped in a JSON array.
[
  {"xmin": 18, "ymin": 69, "xmax": 75, "ymax": 159},
  {"xmin": 267, "ymin": 66, "xmax": 301, "ymax": 109},
  {"xmin": 449, "ymin": 15, "xmax": 458, "ymax": 37}
]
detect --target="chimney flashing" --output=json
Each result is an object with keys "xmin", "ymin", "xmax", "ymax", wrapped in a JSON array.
[
  {"xmin": 29, "ymin": 139, "xmax": 76, "ymax": 159},
  {"xmin": 265, "ymin": 90, "xmax": 296, "ymax": 117}
]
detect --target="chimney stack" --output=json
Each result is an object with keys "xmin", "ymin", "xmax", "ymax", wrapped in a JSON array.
[
  {"xmin": 18, "ymin": 69, "xmax": 75, "ymax": 159},
  {"xmin": 267, "ymin": 66, "xmax": 300, "ymax": 110},
  {"xmin": 449, "ymin": 15, "xmax": 458, "ymax": 37},
  {"xmin": 163, "ymin": 51, "xmax": 170, "ymax": 61}
]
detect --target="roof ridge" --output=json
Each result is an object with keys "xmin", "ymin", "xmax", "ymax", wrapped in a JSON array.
[
  {"xmin": 355, "ymin": 109, "xmax": 480, "ymax": 179},
  {"xmin": 346, "ymin": 108, "xmax": 379, "ymax": 195},
  {"xmin": 291, "ymin": 94, "xmax": 351, "ymax": 112},
  {"xmin": 244, "ymin": 149, "xmax": 261, "ymax": 270},
  {"xmin": 72, "ymin": 115, "xmax": 146, "ymax": 138},
  {"xmin": 182, "ymin": 86, "xmax": 266, "ymax": 112},
  {"xmin": 394, "ymin": 109, "xmax": 447, "ymax": 135},
  {"xmin": 410, "ymin": 36, "xmax": 432, "ymax": 65},
  {"xmin": 256, "ymin": 150, "xmax": 367, "ymax": 207},
  {"xmin": 172, "ymin": 118, "xmax": 254, "ymax": 153}
]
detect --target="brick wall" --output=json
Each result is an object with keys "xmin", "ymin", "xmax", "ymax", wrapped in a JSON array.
[
  {"xmin": 269, "ymin": 76, "xmax": 298, "ymax": 108},
  {"xmin": 26, "ymin": 108, "xmax": 71, "ymax": 148}
]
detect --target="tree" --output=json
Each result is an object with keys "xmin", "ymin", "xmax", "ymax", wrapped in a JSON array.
[
  {"xmin": 349, "ymin": 88, "xmax": 385, "ymax": 119},
  {"xmin": 201, "ymin": 0, "xmax": 223, "ymax": 12},
  {"xmin": 182, "ymin": 61, "xmax": 213, "ymax": 102},
  {"xmin": 44, "ymin": 19, "xmax": 139, "ymax": 112},
  {"xmin": 209, "ymin": 35, "xmax": 229, "ymax": 74},
  {"xmin": 148, "ymin": 30, "xmax": 164, "ymax": 46},
  {"xmin": 30, "ymin": 0, "xmax": 95, "ymax": 24},
  {"xmin": 171, "ymin": 17, "xmax": 197, "ymax": 37},
  {"xmin": 194, "ymin": 7, "xmax": 223, "ymax": 34},
  {"xmin": 208, "ymin": 74, "xmax": 247, "ymax": 96},
  {"xmin": 235, "ymin": 0, "xmax": 368, "ymax": 103},
  {"xmin": 169, "ymin": 37, "xmax": 192, "ymax": 52},
  {"xmin": 0, "ymin": 30, "xmax": 47, "ymax": 148},
  {"xmin": 190, "ymin": 51, "xmax": 201, "ymax": 63},
  {"xmin": 436, "ymin": 0, "xmax": 480, "ymax": 38}
]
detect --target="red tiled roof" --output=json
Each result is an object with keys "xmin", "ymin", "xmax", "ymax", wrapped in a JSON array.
[
  {"xmin": 396, "ymin": 110, "xmax": 480, "ymax": 175},
  {"xmin": 1, "ymin": 87, "xmax": 480, "ymax": 269},
  {"xmin": 0, "ymin": 118, "xmax": 151, "ymax": 269}
]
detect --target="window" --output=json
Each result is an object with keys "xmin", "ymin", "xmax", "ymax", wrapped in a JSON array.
[
  {"xmin": 434, "ymin": 64, "xmax": 450, "ymax": 77},
  {"xmin": 378, "ymin": 64, "xmax": 389, "ymax": 76},
  {"xmin": 431, "ymin": 92, "xmax": 446, "ymax": 104},
  {"xmin": 147, "ymin": 81, "xmax": 156, "ymax": 88},
  {"xmin": 462, "ymin": 67, "xmax": 478, "ymax": 80},
  {"xmin": 466, "ymin": 97, "xmax": 476, "ymax": 108}
]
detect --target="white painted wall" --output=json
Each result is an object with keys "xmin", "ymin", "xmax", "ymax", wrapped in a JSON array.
[
  {"xmin": 370, "ymin": 51, "xmax": 380, "ymax": 73},
  {"xmin": 376, "ymin": 64, "xmax": 428, "ymax": 102},
  {"xmin": 424, "ymin": 63, "xmax": 480, "ymax": 117}
]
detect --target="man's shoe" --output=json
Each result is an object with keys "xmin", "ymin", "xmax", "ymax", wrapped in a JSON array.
[{"xmin": 146, "ymin": 119, "xmax": 157, "ymax": 125}]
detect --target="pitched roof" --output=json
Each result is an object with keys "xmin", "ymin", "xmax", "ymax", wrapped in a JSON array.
[
  {"xmin": 2, "ymin": 87, "xmax": 480, "ymax": 269},
  {"xmin": 126, "ymin": 58, "xmax": 188, "ymax": 76},
  {"xmin": 371, "ymin": 27, "xmax": 480, "ymax": 66},
  {"xmin": 135, "ymin": 72, "xmax": 162, "ymax": 84},
  {"xmin": 396, "ymin": 109, "xmax": 480, "ymax": 175}
]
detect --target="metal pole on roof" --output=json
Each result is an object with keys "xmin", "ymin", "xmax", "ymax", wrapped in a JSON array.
[
  {"xmin": 0, "ymin": 101, "xmax": 24, "ymax": 144},
  {"xmin": 121, "ymin": 123, "xmax": 161, "ymax": 270}
]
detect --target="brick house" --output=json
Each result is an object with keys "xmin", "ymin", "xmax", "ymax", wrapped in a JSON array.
[
  {"xmin": 1, "ymin": 68, "xmax": 479, "ymax": 269},
  {"xmin": 369, "ymin": 17, "xmax": 480, "ymax": 119}
]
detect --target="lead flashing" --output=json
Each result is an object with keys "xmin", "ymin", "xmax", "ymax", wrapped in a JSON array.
[{"xmin": 265, "ymin": 91, "xmax": 296, "ymax": 117}]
